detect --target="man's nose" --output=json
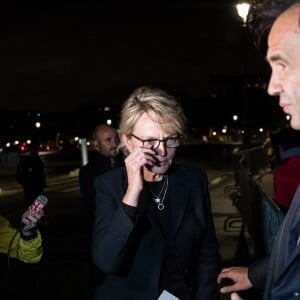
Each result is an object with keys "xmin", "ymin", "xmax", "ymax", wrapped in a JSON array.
[{"xmin": 267, "ymin": 72, "xmax": 282, "ymax": 96}]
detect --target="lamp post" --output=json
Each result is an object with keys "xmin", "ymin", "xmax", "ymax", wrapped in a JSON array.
[{"xmin": 236, "ymin": 2, "xmax": 251, "ymax": 148}]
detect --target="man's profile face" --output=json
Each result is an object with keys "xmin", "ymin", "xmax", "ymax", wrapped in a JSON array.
[{"xmin": 267, "ymin": 4, "xmax": 300, "ymax": 130}]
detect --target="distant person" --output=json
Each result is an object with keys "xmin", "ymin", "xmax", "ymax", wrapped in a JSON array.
[
  {"xmin": 79, "ymin": 123, "xmax": 124, "ymax": 227},
  {"xmin": 217, "ymin": 1, "xmax": 300, "ymax": 299},
  {"xmin": 92, "ymin": 86, "xmax": 220, "ymax": 300},
  {"xmin": 16, "ymin": 144, "xmax": 46, "ymax": 207},
  {"xmin": 272, "ymin": 127, "xmax": 300, "ymax": 213}
]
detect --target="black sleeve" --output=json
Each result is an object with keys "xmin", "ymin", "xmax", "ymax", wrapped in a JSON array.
[
  {"xmin": 122, "ymin": 203, "xmax": 137, "ymax": 223},
  {"xmin": 248, "ymin": 256, "xmax": 270, "ymax": 291}
]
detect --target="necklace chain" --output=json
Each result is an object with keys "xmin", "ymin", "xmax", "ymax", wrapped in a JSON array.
[{"xmin": 148, "ymin": 176, "xmax": 168, "ymax": 211}]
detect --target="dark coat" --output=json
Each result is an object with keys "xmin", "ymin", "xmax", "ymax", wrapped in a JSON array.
[
  {"xmin": 248, "ymin": 257, "xmax": 270, "ymax": 291},
  {"xmin": 92, "ymin": 164, "xmax": 220, "ymax": 300},
  {"xmin": 264, "ymin": 185, "xmax": 300, "ymax": 300},
  {"xmin": 79, "ymin": 152, "xmax": 124, "ymax": 221},
  {"xmin": 249, "ymin": 185, "xmax": 300, "ymax": 299},
  {"xmin": 79, "ymin": 152, "xmax": 124, "ymax": 289}
]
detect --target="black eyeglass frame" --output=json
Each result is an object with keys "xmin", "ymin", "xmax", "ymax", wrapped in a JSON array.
[{"xmin": 131, "ymin": 133, "xmax": 182, "ymax": 149}]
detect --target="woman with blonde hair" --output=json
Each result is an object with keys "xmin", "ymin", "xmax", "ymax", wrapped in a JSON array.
[{"xmin": 93, "ymin": 86, "xmax": 220, "ymax": 300}]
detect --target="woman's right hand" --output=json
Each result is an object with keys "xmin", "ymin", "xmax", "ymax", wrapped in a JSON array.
[{"xmin": 123, "ymin": 147, "xmax": 156, "ymax": 206}]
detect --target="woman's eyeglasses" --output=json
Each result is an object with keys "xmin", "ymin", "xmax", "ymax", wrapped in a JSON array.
[{"xmin": 131, "ymin": 134, "xmax": 182, "ymax": 149}]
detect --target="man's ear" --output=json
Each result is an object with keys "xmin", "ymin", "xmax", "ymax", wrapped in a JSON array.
[{"xmin": 94, "ymin": 140, "xmax": 100, "ymax": 151}]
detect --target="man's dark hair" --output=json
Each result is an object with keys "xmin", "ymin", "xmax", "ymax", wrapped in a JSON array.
[{"xmin": 248, "ymin": 0, "xmax": 300, "ymax": 52}]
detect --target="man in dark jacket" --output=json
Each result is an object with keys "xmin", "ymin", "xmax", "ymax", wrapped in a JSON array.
[
  {"xmin": 79, "ymin": 123, "xmax": 124, "ymax": 224},
  {"xmin": 217, "ymin": 1, "xmax": 300, "ymax": 299},
  {"xmin": 79, "ymin": 123, "xmax": 124, "ymax": 298}
]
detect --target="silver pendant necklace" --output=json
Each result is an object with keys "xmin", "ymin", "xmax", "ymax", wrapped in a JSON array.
[{"xmin": 148, "ymin": 176, "xmax": 168, "ymax": 211}]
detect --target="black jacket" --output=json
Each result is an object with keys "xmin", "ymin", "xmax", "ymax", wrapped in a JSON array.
[
  {"xmin": 264, "ymin": 185, "xmax": 300, "ymax": 300},
  {"xmin": 248, "ymin": 185, "xmax": 300, "ymax": 300},
  {"xmin": 92, "ymin": 164, "xmax": 220, "ymax": 300}
]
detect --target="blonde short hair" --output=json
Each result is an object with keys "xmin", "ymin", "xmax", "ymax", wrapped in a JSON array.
[{"xmin": 118, "ymin": 86, "xmax": 187, "ymax": 154}]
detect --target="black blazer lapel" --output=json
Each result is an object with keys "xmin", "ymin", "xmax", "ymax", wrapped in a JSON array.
[{"xmin": 168, "ymin": 170, "xmax": 191, "ymax": 238}]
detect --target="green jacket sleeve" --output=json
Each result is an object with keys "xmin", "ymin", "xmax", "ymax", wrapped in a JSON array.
[{"xmin": 0, "ymin": 215, "xmax": 43, "ymax": 263}]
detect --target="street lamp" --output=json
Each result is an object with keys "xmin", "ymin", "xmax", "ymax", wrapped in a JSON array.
[
  {"xmin": 235, "ymin": 1, "xmax": 251, "ymax": 149},
  {"xmin": 34, "ymin": 121, "xmax": 42, "ymax": 148},
  {"xmin": 236, "ymin": 2, "xmax": 250, "ymax": 26}
]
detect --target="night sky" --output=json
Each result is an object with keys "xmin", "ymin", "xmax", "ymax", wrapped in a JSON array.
[{"xmin": 0, "ymin": 1, "xmax": 270, "ymax": 113}]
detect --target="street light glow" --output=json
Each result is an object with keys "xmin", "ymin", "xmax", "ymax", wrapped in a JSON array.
[{"xmin": 236, "ymin": 2, "xmax": 250, "ymax": 25}]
